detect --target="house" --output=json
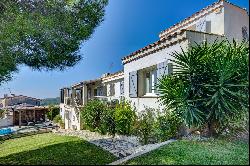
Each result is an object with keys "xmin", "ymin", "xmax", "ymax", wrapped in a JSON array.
[
  {"xmin": 60, "ymin": 71, "xmax": 124, "ymax": 130},
  {"xmin": 59, "ymin": 0, "xmax": 249, "ymax": 130},
  {"xmin": 0, "ymin": 94, "xmax": 48, "ymax": 128},
  {"xmin": 122, "ymin": 0, "xmax": 249, "ymax": 112},
  {"xmin": 0, "ymin": 94, "xmax": 41, "ymax": 108}
]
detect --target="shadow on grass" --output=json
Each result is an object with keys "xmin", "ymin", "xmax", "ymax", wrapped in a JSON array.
[{"xmin": 0, "ymin": 139, "xmax": 117, "ymax": 165}]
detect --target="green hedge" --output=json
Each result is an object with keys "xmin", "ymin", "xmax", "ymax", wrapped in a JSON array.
[{"xmin": 80, "ymin": 100, "xmax": 136, "ymax": 136}]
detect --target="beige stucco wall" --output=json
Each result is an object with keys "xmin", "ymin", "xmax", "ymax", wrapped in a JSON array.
[
  {"xmin": 186, "ymin": 31, "xmax": 225, "ymax": 46},
  {"xmin": 124, "ymin": 40, "xmax": 189, "ymax": 112},
  {"xmin": 159, "ymin": 1, "xmax": 225, "ymax": 38},
  {"xmin": 224, "ymin": 2, "xmax": 249, "ymax": 41}
]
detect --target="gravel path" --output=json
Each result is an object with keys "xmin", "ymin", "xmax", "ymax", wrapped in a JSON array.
[{"xmin": 53, "ymin": 129, "xmax": 142, "ymax": 158}]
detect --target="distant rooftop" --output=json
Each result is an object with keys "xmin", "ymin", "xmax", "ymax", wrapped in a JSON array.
[{"xmin": 0, "ymin": 94, "xmax": 41, "ymax": 101}]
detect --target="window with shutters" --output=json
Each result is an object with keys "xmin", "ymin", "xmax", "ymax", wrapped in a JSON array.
[{"xmin": 137, "ymin": 66, "xmax": 157, "ymax": 97}]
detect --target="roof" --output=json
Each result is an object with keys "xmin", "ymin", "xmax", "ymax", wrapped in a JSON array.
[
  {"xmin": 102, "ymin": 70, "xmax": 124, "ymax": 82},
  {"xmin": 122, "ymin": 29, "xmax": 188, "ymax": 64},
  {"xmin": 71, "ymin": 78, "xmax": 102, "ymax": 88},
  {"xmin": 3, "ymin": 104, "xmax": 48, "ymax": 110},
  {"xmin": 159, "ymin": 0, "xmax": 248, "ymax": 39},
  {"xmin": 68, "ymin": 71, "xmax": 124, "ymax": 89},
  {"xmin": 0, "ymin": 95, "xmax": 41, "ymax": 101},
  {"xmin": 122, "ymin": 30, "xmax": 224, "ymax": 64}
]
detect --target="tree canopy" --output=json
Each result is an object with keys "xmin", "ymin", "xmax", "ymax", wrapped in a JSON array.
[{"xmin": 0, "ymin": 0, "xmax": 108, "ymax": 84}]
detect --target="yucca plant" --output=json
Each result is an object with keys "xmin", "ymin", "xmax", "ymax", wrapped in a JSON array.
[{"xmin": 158, "ymin": 40, "xmax": 249, "ymax": 137}]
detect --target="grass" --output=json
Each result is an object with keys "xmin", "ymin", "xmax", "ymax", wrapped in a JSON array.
[
  {"xmin": 125, "ymin": 138, "xmax": 249, "ymax": 165},
  {"xmin": 0, "ymin": 133, "xmax": 117, "ymax": 165}
]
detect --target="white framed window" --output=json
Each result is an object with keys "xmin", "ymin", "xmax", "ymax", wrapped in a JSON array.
[
  {"xmin": 136, "ymin": 66, "xmax": 158, "ymax": 97},
  {"xmin": 144, "ymin": 69, "xmax": 157, "ymax": 96}
]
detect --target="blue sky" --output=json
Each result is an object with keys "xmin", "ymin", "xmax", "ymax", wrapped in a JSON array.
[{"xmin": 0, "ymin": 0, "xmax": 249, "ymax": 99}]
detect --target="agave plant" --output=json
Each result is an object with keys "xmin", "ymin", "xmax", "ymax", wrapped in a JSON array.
[{"xmin": 158, "ymin": 40, "xmax": 249, "ymax": 136}]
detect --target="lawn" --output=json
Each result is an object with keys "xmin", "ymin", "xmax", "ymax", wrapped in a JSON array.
[
  {"xmin": 125, "ymin": 138, "xmax": 249, "ymax": 165},
  {"xmin": 0, "ymin": 133, "xmax": 117, "ymax": 165}
]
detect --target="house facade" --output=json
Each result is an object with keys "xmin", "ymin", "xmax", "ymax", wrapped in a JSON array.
[
  {"xmin": 122, "ymin": 0, "xmax": 249, "ymax": 112},
  {"xmin": 59, "ymin": 0, "xmax": 249, "ymax": 130},
  {"xmin": 60, "ymin": 71, "xmax": 124, "ymax": 130}
]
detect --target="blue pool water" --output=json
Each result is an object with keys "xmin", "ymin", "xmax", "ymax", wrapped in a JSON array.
[{"xmin": 0, "ymin": 128, "xmax": 14, "ymax": 135}]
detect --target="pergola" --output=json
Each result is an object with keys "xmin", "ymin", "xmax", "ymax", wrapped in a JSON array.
[{"xmin": 5, "ymin": 104, "xmax": 49, "ymax": 128}]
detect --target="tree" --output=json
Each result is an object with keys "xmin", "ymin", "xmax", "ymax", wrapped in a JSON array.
[
  {"xmin": 0, "ymin": 0, "xmax": 108, "ymax": 84},
  {"xmin": 158, "ymin": 40, "xmax": 249, "ymax": 137},
  {"xmin": 46, "ymin": 105, "xmax": 60, "ymax": 121}
]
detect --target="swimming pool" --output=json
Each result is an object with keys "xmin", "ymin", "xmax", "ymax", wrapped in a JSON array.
[{"xmin": 0, "ymin": 128, "xmax": 14, "ymax": 135}]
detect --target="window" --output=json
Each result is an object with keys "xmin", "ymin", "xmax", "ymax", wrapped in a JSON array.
[
  {"xmin": 94, "ymin": 87, "xmax": 104, "ymax": 96},
  {"xmin": 144, "ymin": 69, "xmax": 157, "ymax": 96},
  {"xmin": 137, "ymin": 67, "xmax": 157, "ymax": 97}
]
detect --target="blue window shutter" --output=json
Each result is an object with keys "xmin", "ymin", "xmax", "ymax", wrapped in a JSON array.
[
  {"xmin": 129, "ymin": 71, "xmax": 138, "ymax": 98},
  {"xmin": 156, "ymin": 60, "xmax": 173, "ymax": 95},
  {"xmin": 168, "ymin": 63, "xmax": 173, "ymax": 75},
  {"xmin": 157, "ymin": 60, "xmax": 168, "ymax": 80},
  {"xmin": 120, "ymin": 81, "xmax": 124, "ymax": 95}
]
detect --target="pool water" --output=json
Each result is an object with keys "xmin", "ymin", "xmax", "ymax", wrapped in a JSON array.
[{"xmin": 0, "ymin": 128, "xmax": 14, "ymax": 135}]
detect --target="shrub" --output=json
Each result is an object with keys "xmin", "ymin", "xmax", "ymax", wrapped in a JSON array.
[
  {"xmin": 99, "ymin": 107, "xmax": 116, "ymax": 136},
  {"xmin": 46, "ymin": 105, "xmax": 60, "ymax": 121},
  {"xmin": 53, "ymin": 114, "xmax": 62, "ymax": 123},
  {"xmin": 80, "ymin": 99, "xmax": 107, "ymax": 131},
  {"xmin": 133, "ymin": 108, "xmax": 158, "ymax": 145},
  {"xmin": 219, "ymin": 111, "xmax": 249, "ymax": 140},
  {"xmin": 53, "ymin": 114, "xmax": 64, "ymax": 128},
  {"xmin": 154, "ymin": 111, "xmax": 183, "ymax": 142},
  {"xmin": 114, "ymin": 101, "xmax": 136, "ymax": 135},
  {"xmin": 60, "ymin": 121, "xmax": 65, "ymax": 129}
]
